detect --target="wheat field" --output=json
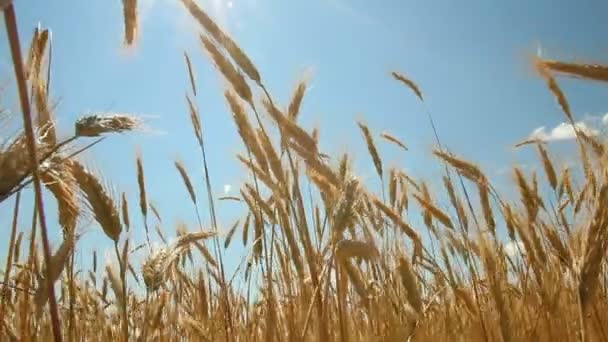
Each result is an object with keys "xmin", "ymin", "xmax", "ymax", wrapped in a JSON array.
[{"xmin": 1, "ymin": 1, "xmax": 608, "ymax": 341}]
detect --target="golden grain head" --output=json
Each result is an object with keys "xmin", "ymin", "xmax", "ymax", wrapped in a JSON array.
[
  {"xmin": 75, "ymin": 114, "xmax": 141, "ymax": 137},
  {"xmin": 71, "ymin": 161, "xmax": 122, "ymax": 242},
  {"xmin": 288, "ymin": 80, "xmax": 307, "ymax": 121},
  {"xmin": 122, "ymin": 0, "xmax": 138, "ymax": 45},
  {"xmin": 200, "ymin": 35, "xmax": 253, "ymax": 105},
  {"xmin": 358, "ymin": 121, "xmax": 383, "ymax": 179},
  {"xmin": 335, "ymin": 239, "xmax": 379, "ymax": 262},
  {"xmin": 391, "ymin": 71, "xmax": 424, "ymax": 101},
  {"xmin": 381, "ymin": 131, "xmax": 408, "ymax": 151},
  {"xmin": 174, "ymin": 160, "xmax": 197, "ymax": 204},
  {"xmin": 535, "ymin": 57, "xmax": 608, "ymax": 83}
]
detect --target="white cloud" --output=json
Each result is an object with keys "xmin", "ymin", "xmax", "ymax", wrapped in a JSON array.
[
  {"xmin": 223, "ymin": 184, "xmax": 232, "ymax": 194},
  {"xmin": 504, "ymin": 240, "xmax": 525, "ymax": 258},
  {"xmin": 496, "ymin": 163, "xmax": 531, "ymax": 176},
  {"xmin": 602, "ymin": 113, "xmax": 608, "ymax": 126},
  {"xmin": 529, "ymin": 121, "xmax": 599, "ymax": 142}
]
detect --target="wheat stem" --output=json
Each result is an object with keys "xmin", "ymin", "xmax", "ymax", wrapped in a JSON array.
[{"xmin": 3, "ymin": 6, "xmax": 62, "ymax": 341}]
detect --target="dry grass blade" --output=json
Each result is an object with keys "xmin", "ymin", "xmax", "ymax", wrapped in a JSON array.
[
  {"xmin": 380, "ymin": 131, "xmax": 408, "ymax": 151},
  {"xmin": 391, "ymin": 71, "xmax": 424, "ymax": 101}
]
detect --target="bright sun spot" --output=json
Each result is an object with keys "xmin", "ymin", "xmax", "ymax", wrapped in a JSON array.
[
  {"xmin": 224, "ymin": 184, "xmax": 232, "ymax": 194},
  {"xmin": 227, "ymin": 1, "xmax": 233, "ymax": 9}
]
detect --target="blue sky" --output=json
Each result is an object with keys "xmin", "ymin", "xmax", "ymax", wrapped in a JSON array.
[{"xmin": 1, "ymin": 0, "xmax": 607, "ymax": 283}]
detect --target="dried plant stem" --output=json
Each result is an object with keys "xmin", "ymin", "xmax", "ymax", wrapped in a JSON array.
[
  {"xmin": 21, "ymin": 201, "xmax": 38, "ymax": 338},
  {"xmin": 263, "ymin": 88, "xmax": 329, "ymax": 342},
  {"xmin": 3, "ymin": 6, "xmax": 62, "ymax": 341},
  {"xmin": 189, "ymin": 87, "xmax": 233, "ymax": 341},
  {"xmin": 114, "ymin": 241, "xmax": 128, "ymax": 342},
  {"xmin": 0, "ymin": 191, "xmax": 20, "ymax": 335}
]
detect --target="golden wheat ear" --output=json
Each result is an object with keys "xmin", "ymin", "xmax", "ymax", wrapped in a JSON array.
[
  {"xmin": 71, "ymin": 161, "xmax": 122, "ymax": 242},
  {"xmin": 75, "ymin": 113, "xmax": 141, "ymax": 137},
  {"xmin": 122, "ymin": 0, "xmax": 138, "ymax": 45},
  {"xmin": 357, "ymin": 121, "xmax": 383, "ymax": 180},
  {"xmin": 391, "ymin": 71, "xmax": 424, "ymax": 101},
  {"xmin": 381, "ymin": 131, "xmax": 408, "ymax": 151},
  {"xmin": 535, "ymin": 57, "xmax": 608, "ymax": 83}
]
